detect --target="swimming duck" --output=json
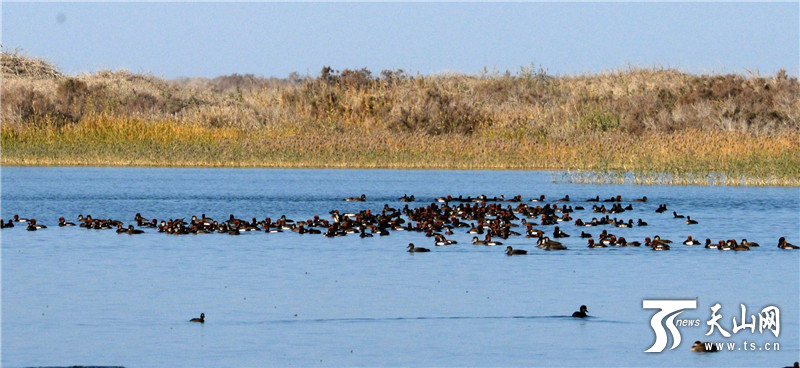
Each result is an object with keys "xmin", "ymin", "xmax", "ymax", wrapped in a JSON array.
[
  {"xmin": 484, "ymin": 236, "xmax": 503, "ymax": 246},
  {"xmin": 557, "ymin": 195, "xmax": 570, "ymax": 202},
  {"xmin": 134, "ymin": 213, "xmax": 151, "ymax": 224},
  {"xmin": 637, "ymin": 219, "xmax": 648, "ymax": 226},
  {"xmin": 407, "ymin": 243, "xmax": 430, "ymax": 252},
  {"xmin": 526, "ymin": 228, "xmax": 544, "ymax": 238},
  {"xmin": 685, "ymin": 216, "xmax": 698, "ymax": 225},
  {"xmin": 264, "ymin": 223, "xmax": 283, "ymax": 233},
  {"xmin": 683, "ymin": 236, "xmax": 701, "ymax": 245},
  {"xmin": 472, "ymin": 236, "xmax": 486, "ymax": 245},
  {"xmin": 690, "ymin": 341, "xmax": 717, "ymax": 352},
  {"xmin": 344, "ymin": 194, "xmax": 366, "ymax": 202},
  {"xmin": 655, "ymin": 204, "xmax": 667, "ymax": 213},
  {"xmin": 26, "ymin": 219, "xmax": 46, "ymax": 231},
  {"xmin": 434, "ymin": 235, "xmax": 457, "ymax": 246},
  {"xmin": 740, "ymin": 238, "xmax": 759, "ymax": 247},
  {"xmin": 553, "ymin": 226, "xmax": 569, "ymax": 238},
  {"xmin": 116, "ymin": 224, "xmax": 128, "ymax": 233},
  {"xmin": 778, "ymin": 237, "xmax": 799, "ymax": 249},
  {"xmin": 586, "ymin": 195, "xmax": 599, "ymax": 202},
  {"xmin": 505, "ymin": 246, "xmax": 527, "ymax": 255},
  {"xmin": 544, "ymin": 239, "xmax": 567, "ymax": 250},
  {"xmin": 506, "ymin": 194, "xmax": 522, "ymax": 202},
  {"xmin": 58, "ymin": 217, "xmax": 76, "ymax": 226},
  {"xmin": 651, "ymin": 243, "xmax": 670, "ymax": 251},
  {"xmin": 704, "ymin": 238, "xmax": 716, "ymax": 249},
  {"xmin": 530, "ymin": 195, "xmax": 546, "ymax": 202},
  {"xmin": 1, "ymin": 219, "xmax": 14, "ymax": 228},
  {"xmin": 653, "ymin": 235, "xmax": 672, "ymax": 244},
  {"xmin": 732, "ymin": 240, "xmax": 749, "ymax": 251},
  {"xmin": 645, "ymin": 237, "xmax": 669, "ymax": 250},
  {"xmin": 538, "ymin": 237, "xmax": 564, "ymax": 249},
  {"xmin": 190, "ymin": 313, "xmax": 205, "ymax": 323},
  {"xmin": 673, "ymin": 211, "xmax": 685, "ymax": 218},
  {"xmin": 127, "ymin": 225, "xmax": 144, "ymax": 234},
  {"xmin": 572, "ymin": 305, "xmax": 589, "ymax": 318},
  {"xmin": 616, "ymin": 237, "xmax": 640, "ymax": 247},
  {"xmin": 580, "ymin": 231, "xmax": 592, "ymax": 238},
  {"xmin": 467, "ymin": 224, "xmax": 482, "ymax": 234},
  {"xmin": 586, "ymin": 239, "xmax": 608, "ymax": 248},
  {"xmin": 13, "ymin": 214, "xmax": 29, "ymax": 222},
  {"xmin": 634, "ymin": 196, "xmax": 647, "ymax": 202}
]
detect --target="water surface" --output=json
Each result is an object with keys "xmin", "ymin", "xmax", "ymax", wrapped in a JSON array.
[{"xmin": 2, "ymin": 167, "xmax": 798, "ymax": 367}]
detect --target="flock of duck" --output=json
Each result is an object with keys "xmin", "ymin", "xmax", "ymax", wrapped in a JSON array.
[
  {"xmin": 3, "ymin": 193, "xmax": 799, "ymax": 255},
  {"xmin": 6, "ymin": 192, "xmax": 797, "ymax": 360}
]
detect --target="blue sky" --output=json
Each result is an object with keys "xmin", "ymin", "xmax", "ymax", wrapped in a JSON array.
[{"xmin": 2, "ymin": 2, "xmax": 798, "ymax": 78}]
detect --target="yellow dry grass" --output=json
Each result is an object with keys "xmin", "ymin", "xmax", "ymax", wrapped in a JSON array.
[
  {"xmin": 2, "ymin": 51, "xmax": 799, "ymax": 185},
  {"xmin": 3, "ymin": 114, "xmax": 798, "ymax": 186}
]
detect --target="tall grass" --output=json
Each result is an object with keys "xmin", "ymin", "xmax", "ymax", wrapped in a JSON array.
[{"xmin": 2, "ymin": 51, "xmax": 799, "ymax": 185}]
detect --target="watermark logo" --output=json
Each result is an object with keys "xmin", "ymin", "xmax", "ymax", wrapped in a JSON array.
[
  {"xmin": 643, "ymin": 300, "xmax": 781, "ymax": 353},
  {"xmin": 642, "ymin": 299, "xmax": 698, "ymax": 352}
]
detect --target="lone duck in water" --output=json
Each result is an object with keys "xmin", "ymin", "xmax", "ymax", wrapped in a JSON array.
[
  {"xmin": 407, "ymin": 243, "xmax": 430, "ymax": 252},
  {"xmin": 572, "ymin": 305, "xmax": 589, "ymax": 318},
  {"xmin": 190, "ymin": 313, "xmax": 205, "ymax": 323},
  {"xmin": 690, "ymin": 341, "xmax": 718, "ymax": 352},
  {"xmin": 778, "ymin": 237, "xmax": 799, "ymax": 249},
  {"xmin": 505, "ymin": 246, "xmax": 527, "ymax": 255}
]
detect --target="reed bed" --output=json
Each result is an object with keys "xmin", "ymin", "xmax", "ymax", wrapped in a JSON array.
[{"xmin": 2, "ymin": 51, "xmax": 799, "ymax": 186}]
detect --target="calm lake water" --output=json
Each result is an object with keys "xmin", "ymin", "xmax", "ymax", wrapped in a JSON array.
[{"xmin": 2, "ymin": 167, "xmax": 798, "ymax": 367}]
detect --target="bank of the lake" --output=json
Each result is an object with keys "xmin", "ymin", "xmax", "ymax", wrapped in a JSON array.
[{"xmin": 3, "ymin": 51, "xmax": 799, "ymax": 185}]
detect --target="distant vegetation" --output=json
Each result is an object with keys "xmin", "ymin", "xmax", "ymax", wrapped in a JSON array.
[{"xmin": 2, "ymin": 50, "xmax": 799, "ymax": 185}]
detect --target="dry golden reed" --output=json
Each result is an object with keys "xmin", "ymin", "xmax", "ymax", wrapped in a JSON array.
[{"xmin": 2, "ymin": 51, "xmax": 799, "ymax": 186}]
